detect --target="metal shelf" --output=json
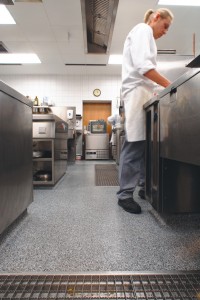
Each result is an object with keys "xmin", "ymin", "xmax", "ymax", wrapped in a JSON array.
[
  {"xmin": 33, "ymin": 180, "xmax": 54, "ymax": 185},
  {"xmin": 33, "ymin": 158, "xmax": 52, "ymax": 162},
  {"xmin": 33, "ymin": 139, "xmax": 54, "ymax": 186}
]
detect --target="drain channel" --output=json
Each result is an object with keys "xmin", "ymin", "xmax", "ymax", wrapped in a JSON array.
[{"xmin": 0, "ymin": 272, "xmax": 200, "ymax": 299}]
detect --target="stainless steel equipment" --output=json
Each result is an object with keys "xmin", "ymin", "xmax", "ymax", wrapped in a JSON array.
[
  {"xmin": 159, "ymin": 71, "xmax": 200, "ymax": 165},
  {"xmin": 115, "ymin": 127, "xmax": 125, "ymax": 165},
  {"xmin": 115, "ymin": 97, "xmax": 125, "ymax": 164},
  {"xmin": 88, "ymin": 119, "xmax": 107, "ymax": 133},
  {"xmin": 0, "ymin": 80, "xmax": 33, "ymax": 235},
  {"xmin": 32, "ymin": 114, "xmax": 55, "ymax": 138},
  {"xmin": 32, "ymin": 138, "xmax": 55, "ymax": 185},
  {"xmin": 50, "ymin": 106, "xmax": 76, "ymax": 163},
  {"xmin": 85, "ymin": 133, "xmax": 109, "ymax": 159},
  {"xmin": 144, "ymin": 95, "xmax": 160, "ymax": 211},
  {"xmin": 144, "ymin": 68, "xmax": 200, "ymax": 213},
  {"xmin": 54, "ymin": 116, "xmax": 68, "ymax": 182},
  {"xmin": 32, "ymin": 113, "xmax": 68, "ymax": 186},
  {"xmin": 76, "ymin": 114, "xmax": 83, "ymax": 159}
]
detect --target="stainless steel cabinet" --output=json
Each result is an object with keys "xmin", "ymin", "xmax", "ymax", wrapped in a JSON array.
[
  {"xmin": 85, "ymin": 133, "xmax": 109, "ymax": 159},
  {"xmin": 144, "ymin": 69, "xmax": 200, "ymax": 213},
  {"xmin": 160, "ymin": 73, "xmax": 200, "ymax": 165},
  {"xmin": 32, "ymin": 113, "xmax": 67, "ymax": 186},
  {"xmin": 33, "ymin": 138, "xmax": 67, "ymax": 186},
  {"xmin": 144, "ymin": 98, "xmax": 160, "ymax": 211},
  {"xmin": 0, "ymin": 81, "xmax": 33, "ymax": 235},
  {"xmin": 159, "ymin": 73, "xmax": 200, "ymax": 213}
]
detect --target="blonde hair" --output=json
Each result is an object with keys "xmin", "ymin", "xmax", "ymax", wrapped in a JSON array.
[{"xmin": 144, "ymin": 8, "xmax": 174, "ymax": 24}]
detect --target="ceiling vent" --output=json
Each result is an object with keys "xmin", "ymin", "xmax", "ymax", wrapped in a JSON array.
[
  {"xmin": 157, "ymin": 49, "xmax": 176, "ymax": 54},
  {"xmin": 81, "ymin": 0, "xmax": 119, "ymax": 54},
  {"xmin": 0, "ymin": 42, "xmax": 8, "ymax": 53},
  {"xmin": 14, "ymin": 0, "xmax": 43, "ymax": 2},
  {"xmin": 0, "ymin": 0, "xmax": 14, "ymax": 4},
  {"xmin": 0, "ymin": 0, "xmax": 42, "ymax": 4},
  {"xmin": 65, "ymin": 63, "xmax": 106, "ymax": 66}
]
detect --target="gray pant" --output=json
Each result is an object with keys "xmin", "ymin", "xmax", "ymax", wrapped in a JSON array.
[{"xmin": 117, "ymin": 139, "xmax": 145, "ymax": 200}]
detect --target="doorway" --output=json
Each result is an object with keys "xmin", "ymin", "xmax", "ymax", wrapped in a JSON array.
[
  {"xmin": 82, "ymin": 101, "xmax": 112, "ymax": 159},
  {"xmin": 83, "ymin": 101, "xmax": 112, "ymax": 135}
]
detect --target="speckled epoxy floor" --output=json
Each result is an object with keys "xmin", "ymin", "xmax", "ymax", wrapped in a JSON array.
[{"xmin": 0, "ymin": 160, "xmax": 200, "ymax": 273}]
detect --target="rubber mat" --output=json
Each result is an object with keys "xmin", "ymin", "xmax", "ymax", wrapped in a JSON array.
[
  {"xmin": 95, "ymin": 164, "xmax": 119, "ymax": 186},
  {"xmin": 0, "ymin": 272, "xmax": 200, "ymax": 299}
]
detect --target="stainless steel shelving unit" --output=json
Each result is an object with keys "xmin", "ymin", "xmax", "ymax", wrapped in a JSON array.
[{"xmin": 33, "ymin": 139, "xmax": 54, "ymax": 186}]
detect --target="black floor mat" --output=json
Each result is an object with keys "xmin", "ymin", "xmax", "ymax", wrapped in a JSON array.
[
  {"xmin": 95, "ymin": 164, "xmax": 119, "ymax": 186},
  {"xmin": 0, "ymin": 272, "xmax": 200, "ymax": 299}
]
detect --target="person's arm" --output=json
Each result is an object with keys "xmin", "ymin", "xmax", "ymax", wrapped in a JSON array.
[{"xmin": 144, "ymin": 69, "xmax": 171, "ymax": 88}]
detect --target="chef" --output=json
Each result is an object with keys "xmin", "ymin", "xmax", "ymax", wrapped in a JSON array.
[{"xmin": 117, "ymin": 8, "xmax": 174, "ymax": 214}]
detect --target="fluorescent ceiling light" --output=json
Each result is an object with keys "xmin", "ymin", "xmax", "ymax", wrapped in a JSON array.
[
  {"xmin": 158, "ymin": 0, "xmax": 200, "ymax": 6},
  {"xmin": 0, "ymin": 53, "xmax": 41, "ymax": 64},
  {"xmin": 0, "ymin": 5, "xmax": 16, "ymax": 24},
  {"xmin": 108, "ymin": 55, "xmax": 122, "ymax": 65}
]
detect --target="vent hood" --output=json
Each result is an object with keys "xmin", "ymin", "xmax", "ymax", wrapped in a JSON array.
[
  {"xmin": 0, "ymin": 0, "xmax": 42, "ymax": 4},
  {"xmin": 0, "ymin": 0, "xmax": 14, "ymax": 3},
  {"xmin": 0, "ymin": 42, "xmax": 8, "ymax": 53},
  {"xmin": 81, "ymin": 0, "xmax": 119, "ymax": 54}
]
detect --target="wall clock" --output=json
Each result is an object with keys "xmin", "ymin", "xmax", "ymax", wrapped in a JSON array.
[{"xmin": 93, "ymin": 88, "xmax": 101, "ymax": 97}]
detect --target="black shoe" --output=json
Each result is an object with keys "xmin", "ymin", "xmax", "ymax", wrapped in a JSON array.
[
  {"xmin": 138, "ymin": 189, "xmax": 145, "ymax": 200},
  {"xmin": 118, "ymin": 198, "xmax": 141, "ymax": 214}
]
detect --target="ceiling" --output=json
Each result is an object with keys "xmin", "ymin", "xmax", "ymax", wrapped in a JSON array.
[{"xmin": 0, "ymin": 0, "xmax": 199, "ymax": 76}]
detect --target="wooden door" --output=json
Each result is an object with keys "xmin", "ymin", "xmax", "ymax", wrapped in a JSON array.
[{"xmin": 83, "ymin": 101, "xmax": 112, "ymax": 135}]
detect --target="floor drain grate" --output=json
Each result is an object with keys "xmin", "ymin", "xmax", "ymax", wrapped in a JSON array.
[{"xmin": 0, "ymin": 272, "xmax": 200, "ymax": 299}]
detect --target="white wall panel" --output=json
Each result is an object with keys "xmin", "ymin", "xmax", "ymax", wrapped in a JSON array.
[{"xmin": 1, "ymin": 74, "xmax": 121, "ymax": 116}]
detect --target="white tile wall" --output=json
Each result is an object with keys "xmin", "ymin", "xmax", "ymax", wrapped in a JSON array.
[{"xmin": 0, "ymin": 74, "xmax": 121, "ymax": 115}]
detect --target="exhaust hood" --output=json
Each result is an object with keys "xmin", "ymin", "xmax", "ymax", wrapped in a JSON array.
[
  {"xmin": 0, "ymin": 0, "xmax": 42, "ymax": 4},
  {"xmin": 0, "ymin": 0, "xmax": 14, "ymax": 4},
  {"xmin": 81, "ymin": 0, "xmax": 119, "ymax": 54}
]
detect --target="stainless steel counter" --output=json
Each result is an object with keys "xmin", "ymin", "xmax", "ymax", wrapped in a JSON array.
[
  {"xmin": 32, "ymin": 113, "xmax": 68, "ymax": 186},
  {"xmin": 159, "ymin": 68, "xmax": 200, "ymax": 98},
  {"xmin": 144, "ymin": 68, "xmax": 200, "ymax": 213},
  {"xmin": 159, "ymin": 70, "xmax": 200, "ymax": 166},
  {"xmin": 144, "ymin": 68, "xmax": 200, "ymax": 109},
  {"xmin": 0, "ymin": 81, "xmax": 33, "ymax": 234}
]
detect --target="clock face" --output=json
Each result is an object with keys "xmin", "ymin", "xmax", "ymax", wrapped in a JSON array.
[{"xmin": 93, "ymin": 88, "xmax": 101, "ymax": 97}]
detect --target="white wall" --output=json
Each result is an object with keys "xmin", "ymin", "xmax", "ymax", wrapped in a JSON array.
[{"xmin": 0, "ymin": 74, "xmax": 121, "ymax": 116}]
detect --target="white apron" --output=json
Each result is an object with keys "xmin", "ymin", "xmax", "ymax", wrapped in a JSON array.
[{"xmin": 124, "ymin": 85, "xmax": 153, "ymax": 142}]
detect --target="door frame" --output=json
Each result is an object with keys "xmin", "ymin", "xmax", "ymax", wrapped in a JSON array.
[{"xmin": 82, "ymin": 100, "xmax": 112, "ymax": 133}]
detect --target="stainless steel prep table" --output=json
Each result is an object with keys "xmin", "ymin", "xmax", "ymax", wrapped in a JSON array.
[
  {"xmin": 144, "ymin": 68, "xmax": 200, "ymax": 213},
  {"xmin": 32, "ymin": 113, "xmax": 68, "ymax": 186},
  {"xmin": 0, "ymin": 81, "xmax": 33, "ymax": 234}
]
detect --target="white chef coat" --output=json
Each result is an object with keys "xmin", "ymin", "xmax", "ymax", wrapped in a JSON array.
[{"xmin": 121, "ymin": 23, "xmax": 158, "ymax": 142}]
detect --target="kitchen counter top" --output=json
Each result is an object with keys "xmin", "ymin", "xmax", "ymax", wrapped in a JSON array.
[
  {"xmin": 144, "ymin": 68, "xmax": 200, "ymax": 109},
  {"xmin": 159, "ymin": 68, "xmax": 200, "ymax": 98},
  {"xmin": 143, "ymin": 94, "xmax": 159, "ymax": 109}
]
